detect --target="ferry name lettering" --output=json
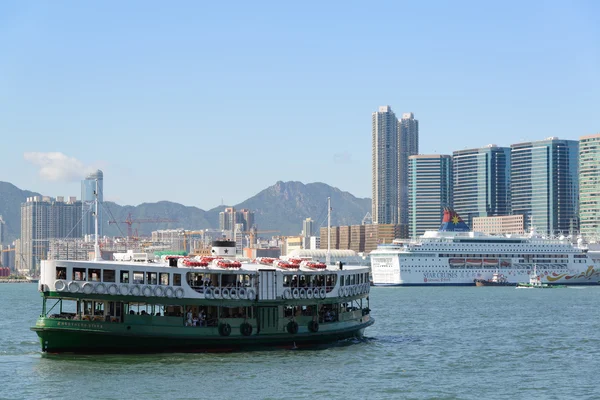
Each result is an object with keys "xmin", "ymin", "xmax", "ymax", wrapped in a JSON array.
[
  {"xmin": 423, "ymin": 271, "xmax": 458, "ymax": 279},
  {"xmin": 57, "ymin": 321, "xmax": 102, "ymax": 329}
]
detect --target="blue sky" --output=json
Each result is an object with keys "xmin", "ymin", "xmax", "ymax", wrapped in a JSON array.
[{"xmin": 1, "ymin": 1, "xmax": 598, "ymax": 209}]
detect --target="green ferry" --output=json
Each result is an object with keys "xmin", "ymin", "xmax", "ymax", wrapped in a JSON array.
[{"xmin": 31, "ymin": 240, "xmax": 374, "ymax": 353}]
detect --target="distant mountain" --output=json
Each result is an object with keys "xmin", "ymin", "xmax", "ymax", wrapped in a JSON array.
[
  {"xmin": 0, "ymin": 182, "xmax": 41, "ymax": 243},
  {"xmin": 0, "ymin": 180, "xmax": 371, "ymax": 241}
]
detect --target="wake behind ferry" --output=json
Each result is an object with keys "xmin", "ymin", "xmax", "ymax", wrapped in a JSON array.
[{"xmin": 370, "ymin": 209, "xmax": 600, "ymax": 286}]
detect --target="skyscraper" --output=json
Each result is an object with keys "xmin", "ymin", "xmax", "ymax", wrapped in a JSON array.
[
  {"xmin": 302, "ymin": 218, "xmax": 314, "ymax": 237},
  {"xmin": 398, "ymin": 112, "xmax": 419, "ymax": 236},
  {"xmin": 372, "ymin": 106, "xmax": 398, "ymax": 225},
  {"xmin": 511, "ymin": 137, "xmax": 579, "ymax": 236},
  {"xmin": 408, "ymin": 155, "xmax": 453, "ymax": 238},
  {"xmin": 579, "ymin": 133, "xmax": 600, "ymax": 240},
  {"xmin": 452, "ymin": 145, "xmax": 511, "ymax": 227},
  {"xmin": 81, "ymin": 170, "xmax": 103, "ymax": 238}
]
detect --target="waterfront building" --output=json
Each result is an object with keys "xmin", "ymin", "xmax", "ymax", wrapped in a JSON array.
[
  {"xmin": 319, "ymin": 226, "xmax": 340, "ymax": 250},
  {"xmin": 452, "ymin": 145, "xmax": 511, "ymax": 227},
  {"xmin": 472, "ymin": 215, "xmax": 525, "ymax": 235},
  {"xmin": 398, "ymin": 112, "xmax": 419, "ymax": 237},
  {"xmin": 18, "ymin": 196, "xmax": 82, "ymax": 275},
  {"xmin": 511, "ymin": 137, "xmax": 579, "ymax": 236},
  {"xmin": 81, "ymin": 170, "xmax": 103, "ymax": 238},
  {"xmin": 372, "ymin": 105, "xmax": 399, "ymax": 225},
  {"xmin": 579, "ymin": 133, "xmax": 600, "ymax": 241},
  {"xmin": 408, "ymin": 155, "xmax": 453, "ymax": 239}
]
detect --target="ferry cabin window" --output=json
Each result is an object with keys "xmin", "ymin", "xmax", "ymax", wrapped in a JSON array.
[
  {"xmin": 55, "ymin": 267, "xmax": 66, "ymax": 280},
  {"xmin": 120, "ymin": 271, "xmax": 130, "ymax": 284},
  {"xmin": 133, "ymin": 271, "xmax": 145, "ymax": 284},
  {"xmin": 174, "ymin": 273, "xmax": 182, "ymax": 286},
  {"xmin": 103, "ymin": 269, "xmax": 116, "ymax": 283},
  {"xmin": 146, "ymin": 272, "xmax": 158, "ymax": 285},
  {"xmin": 73, "ymin": 267, "xmax": 87, "ymax": 281},
  {"xmin": 159, "ymin": 273, "xmax": 170, "ymax": 285},
  {"xmin": 89, "ymin": 268, "xmax": 101, "ymax": 282}
]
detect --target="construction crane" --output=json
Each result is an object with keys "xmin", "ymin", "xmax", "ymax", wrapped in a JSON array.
[
  {"xmin": 180, "ymin": 230, "xmax": 207, "ymax": 253},
  {"xmin": 108, "ymin": 213, "xmax": 177, "ymax": 239},
  {"xmin": 242, "ymin": 228, "xmax": 279, "ymax": 248}
]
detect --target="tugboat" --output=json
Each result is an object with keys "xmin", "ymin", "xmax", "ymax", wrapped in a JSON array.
[
  {"xmin": 474, "ymin": 272, "xmax": 514, "ymax": 287},
  {"xmin": 516, "ymin": 266, "xmax": 564, "ymax": 289}
]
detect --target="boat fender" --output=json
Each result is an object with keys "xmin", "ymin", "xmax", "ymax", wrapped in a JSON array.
[
  {"xmin": 204, "ymin": 288, "xmax": 212, "ymax": 299},
  {"xmin": 95, "ymin": 283, "xmax": 106, "ymax": 294},
  {"xmin": 319, "ymin": 288, "xmax": 326, "ymax": 299},
  {"xmin": 82, "ymin": 282, "xmax": 94, "ymax": 295},
  {"xmin": 130, "ymin": 285, "xmax": 141, "ymax": 296},
  {"xmin": 55, "ymin": 280, "xmax": 67, "ymax": 292},
  {"xmin": 154, "ymin": 286, "xmax": 164, "ymax": 297},
  {"xmin": 286, "ymin": 321, "xmax": 299, "ymax": 334},
  {"xmin": 299, "ymin": 288, "xmax": 306, "ymax": 299},
  {"xmin": 175, "ymin": 288, "xmax": 185, "ymax": 299},
  {"xmin": 246, "ymin": 288, "xmax": 256, "ymax": 300},
  {"xmin": 119, "ymin": 284, "xmax": 129, "ymax": 296},
  {"xmin": 222, "ymin": 288, "xmax": 230, "ymax": 299},
  {"xmin": 240, "ymin": 322, "xmax": 253, "ymax": 336},
  {"xmin": 218, "ymin": 323, "xmax": 232, "ymax": 337},
  {"xmin": 292, "ymin": 288, "xmax": 300, "ymax": 299},
  {"xmin": 308, "ymin": 320, "xmax": 319, "ymax": 333}
]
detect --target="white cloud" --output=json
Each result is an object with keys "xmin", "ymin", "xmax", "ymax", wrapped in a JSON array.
[{"xmin": 24, "ymin": 152, "xmax": 94, "ymax": 182}]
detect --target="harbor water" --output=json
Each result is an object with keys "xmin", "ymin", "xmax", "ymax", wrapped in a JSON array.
[{"xmin": 2, "ymin": 284, "xmax": 600, "ymax": 399}]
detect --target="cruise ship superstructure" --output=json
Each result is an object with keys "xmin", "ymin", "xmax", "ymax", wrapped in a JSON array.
[{"xmin": 370, "ymin": 209, "xmax": 600, "ymax": 286}]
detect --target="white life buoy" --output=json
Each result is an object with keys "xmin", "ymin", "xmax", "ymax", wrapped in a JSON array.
[
  {"xmin": 108, "ymin": 284, "xmax": 119, "ymax": 295},
  {"xmin": 204, "ymin": 288, "xmax": 212, "ymax": 299},
  {"xmin": 319, "ymin": 288, "xmax": 326, "ymax": 299},
  {"xmin": 222, "ymin": 288, "xmax": 230, "ymax": 299},
  {"xmin": 68, "ymin": 281, "xmax": 80, "ymax": 293},
  {"xmin": 130, "ymin": 285, "xmax": 141, "ymax": 296},
  {"xmin": 142, "ymin": 286, "xmax": 153, "ymax": 297},
  {"xmin": 154, "ymin": 286, "xmax": 164, "ymax": 297},
  {"xmin": 292, "ymin": 288, "xmax": 300, "ymax": 299},
  {"xmin": 119, "ymin": 284, "xmax": 129, "ymax": 296},
  {"xmin": 283, "ymin": 288, "xmax": 292, "ymax": 299},
  {"xmin": 237, "ymin": 288, "xmax": 246, "ymax": 299},
  {"xmin": 306, "ymin": 288, "xmax": 313, "ymax": 299},
  {"xmin": 175, "ymin": 288, "xmax": 185, "ymax": 299},
  {"xmin": 338, "ymin": 287, "xmax": 345, "ymax": 297},
  {"xmin": 82, "ymin": 282, "xmax": 94, "ymax": 295},
  {"xmin": 213, "ymin": 287, "xmax": 221, "ymax": 299},
  {"xmin": 54, "ymin": 280, "xmax": 67, "ymax": 292},
  {"xmin": 165, "ymin": 287, "xmax": 175, "ymax": 298},
  {"xmin": 95, "ymin": 283, "xmax": 106, "ymax": 294},
  {"xmin": 246, "ymin": 288, "xmax": 256, "ymax": 300},
  {"xmin": 229, "ymin": 288, "xmax": 238, "ymax": 299},
  {"xmin": 299, "ymin": 288, "xmax": 306, "ymax": 299}
]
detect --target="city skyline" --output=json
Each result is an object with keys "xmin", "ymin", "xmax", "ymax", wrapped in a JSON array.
[{"xmin": 1, "ymin": 2, "xmax": 598, "ymax": 209}]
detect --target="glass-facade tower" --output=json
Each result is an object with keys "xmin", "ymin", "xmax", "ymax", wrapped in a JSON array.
[
  {"xmin": 511, "ymin": 138, "xmax": 578, "ymax": 236},
  {"xmin": 579, "ymin": 133, "xmax": 600, "ymax": 240},
  {"xmin": 398, "ymin": 112, "xmax": 419, "ymax": 237},
  {"xmin": 408, "ymin": 155, "xmax": 453, "ymax": 239},
  {"xmin": 372, "ymin": 106, "xmax": 398, "ymax": 225},
  {"xmin": 81, "ymin": 170, "xmax": 103, "ymax": 238},
  {"xmin": 452, "ymin": 145, "xmax": 511, "ymax": 227}
]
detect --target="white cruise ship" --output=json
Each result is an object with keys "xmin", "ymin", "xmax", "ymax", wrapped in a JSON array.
[{"xmin": 370, "ymin": 209, "xmax": 600, "ymax": 286}]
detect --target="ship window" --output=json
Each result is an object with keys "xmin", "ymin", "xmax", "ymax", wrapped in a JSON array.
[
  {"xmin": 120, "ymin": 271, "xmax": 130, "ymax": 284},
  {"xmin": 146, "ymin": 272, "xmax": 158, "ymax": 285},
  {"xmin": 88, "ymin": 268, "xmax": 101, "ymax": 282},
  {"xmin": 174, "ymin": 274, "xmax": 182, "ymax": 286},
  {"xmin": 159, "ymin": 273, "xmax": 170, "ymax": 285},
  {"xmin": 73, "ymin": 268, "xmax": 87, "ymax": 281},
  {"xmin": 55, "ymin": 267, "xmax": 66, "ymax": 280},
  {"xmin": 133, "ymin": 271, "xmax": 144, "ymax": 284},
  {"xmin": 103, "ymin": 269, "xmax": 116, "ymax": 283}
]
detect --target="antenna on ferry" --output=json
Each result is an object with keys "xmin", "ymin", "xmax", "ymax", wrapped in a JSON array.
[
  {"xmin": 326, "ymin": 197, "xmax": 331, "ymax": 266},
  {"xmin": 94, "ymin": 178, "xmax": 101, "ymax": 261}
]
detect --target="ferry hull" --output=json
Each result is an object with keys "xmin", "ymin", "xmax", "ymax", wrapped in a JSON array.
[{"xmin": 32, "ymin": 318, "xmax": 374, "ymax": 354}]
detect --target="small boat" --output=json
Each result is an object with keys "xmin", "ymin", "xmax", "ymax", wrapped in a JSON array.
[
  {"xmin": 516, "ymin": 266, "xmax": 564, "ymax": 289},
  {"xmin": 474, "ymin": 272, "xmax": 513, "ymax": 287}
]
